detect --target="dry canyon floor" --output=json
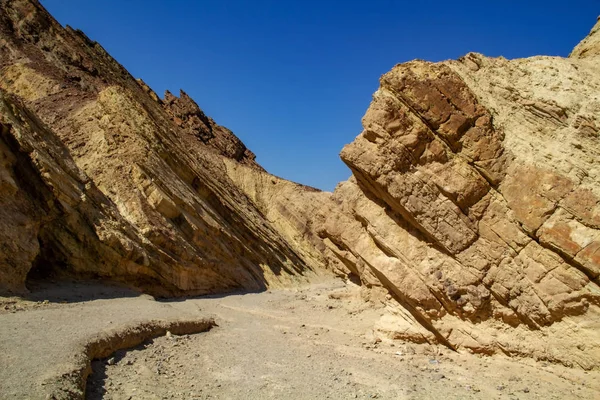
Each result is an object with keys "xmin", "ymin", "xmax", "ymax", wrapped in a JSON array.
[{"xmin": 1, "ymin": 280, "xmax": 599, "ymax": 399}]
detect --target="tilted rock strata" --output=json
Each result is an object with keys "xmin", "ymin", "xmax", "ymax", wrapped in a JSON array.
[
  {"xmin": 222, "ymin": 159, "xmax": 347, "ymax": 277},
  {"xmin": 1, "ymin": 0, "xmax": 599, "ymax": 370},
  {"xmin": 320, "ymin": 20, "xmax": 600, "ymax": 368},
  {"xmin": 570, "ymin": 17, "xmax": 600, "ymax": 59},
  {"xmin": 138, "ymin": 82, "xmax": 262, "ymax": 169},
  {"xmin": 0, "ymin": 0, "xmax": 328, "ymax": 295}
]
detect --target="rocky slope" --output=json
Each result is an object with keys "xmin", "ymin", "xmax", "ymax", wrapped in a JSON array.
[
  {"xmin": 317, "ymin": 19, "xmax": 600, "ymax": 368},
  {"xmin": 1, "ymin": 0, "xmax": 599, "ymax": 371},
  {"xmin": 0, "ymin": 0, "xmax": 329, "ymax": 296}
]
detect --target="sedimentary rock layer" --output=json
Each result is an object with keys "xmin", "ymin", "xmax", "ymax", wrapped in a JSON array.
[
  {"xmin": 1, "ymin": 0, "xmax": 599, "ymax": 370},
  {"xmin": 318, "ymin": 19, "xmax": 600, "ymax": 368},
  {"xmin": 0, "ymin": 0, "xmax": 327, "ymax": 295}
]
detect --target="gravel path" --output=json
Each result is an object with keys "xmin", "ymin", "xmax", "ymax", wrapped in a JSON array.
[
  {"xmin": 87, "ymin": 282, "xmax": 600, "ymax": 400},
  {"xmin": 0, "ymin": 283, "xmax": 213, "ymax": 399},
  {"xmin": 1, "ymin": 280, "xmax": 599, "ymax": 399}
]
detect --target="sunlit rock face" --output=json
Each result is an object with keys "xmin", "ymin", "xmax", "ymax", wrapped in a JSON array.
[
  {"xmin": 0, "ymin": 0, "xmax": 330, "ymax": 296},
  {"xmin": 318, "ymin": 19, "xmax": 600, "ymax": 368},
  {"xmin": 1, "ymin": 0, "xmax": 599, "ymax": 370}
]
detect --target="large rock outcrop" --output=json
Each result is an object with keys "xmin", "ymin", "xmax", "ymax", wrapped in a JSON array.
[
  {"xmin": 318, "ymin": 19, "xmax": 600, "ymax": 368},
  {"xmin": 1, "ymin": 0, "xmax": 599, "ymax": 370},
  {"xmin": 0, "ymin": 0, "xmax": 329, "ymax": 295}
]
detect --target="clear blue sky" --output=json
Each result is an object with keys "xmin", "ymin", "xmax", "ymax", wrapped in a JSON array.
[{"xmin": 41, "ymin": 1, "xmax": 598, "ymax": 191}]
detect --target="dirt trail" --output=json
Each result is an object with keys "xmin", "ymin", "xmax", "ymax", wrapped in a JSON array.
[
  {"xmin": 0, "ymin": 282, "xmax": 213, "ymax": 399},
  {"xmin": 1, "ymin": 280, "xmax": 599, "ymax": 399}
]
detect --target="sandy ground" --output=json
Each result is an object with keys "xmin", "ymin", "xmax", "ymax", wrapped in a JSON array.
[{"xmin": 1, "ymin": 279, "xmax": 599, "ymax": 400}]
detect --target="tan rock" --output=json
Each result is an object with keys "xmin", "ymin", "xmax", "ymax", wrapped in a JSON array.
[
  {"xmin": 319, "ymin": 18, "xmax": 600, "ymax": 368},
  {"xmin": 501, "ymin": 165, "xmax": 574, "ymax": 234},
  {"xmin": 1, "ymin": 0, "xmax": 599, "ymax": 371},
  {"xmin": 0, "ymin": 0, "xmax": 329, "ymax": 296},
  {"xmin": 570, "ymin": 17, "xmax": 600, "ymax": 59}
]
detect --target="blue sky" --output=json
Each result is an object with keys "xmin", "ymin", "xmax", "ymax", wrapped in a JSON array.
[{"xmin": 41, "ymin": 1, "xmax": 598, "ymax": 191}]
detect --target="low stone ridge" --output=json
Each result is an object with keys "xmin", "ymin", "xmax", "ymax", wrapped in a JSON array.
[{"xmin": 0, "ymin": 0, "xmax": 599, "ymax": 370}]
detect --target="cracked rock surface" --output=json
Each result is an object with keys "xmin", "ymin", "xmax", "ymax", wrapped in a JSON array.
[
  {"xmin": 0, "ymin": 0, "xmax": 331, "ymax": 297},
  {"xmin": 0, "ymin": 0, "xmax": 599, "ymax": 376},
  {"xmin": 316, "ymin": 19, "xmax": 600, "ymax": 368}
]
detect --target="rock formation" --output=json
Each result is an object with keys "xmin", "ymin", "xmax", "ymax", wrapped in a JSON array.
[
  {"xmin": 1, "ymin": 0, "xmax": 599, "ymax": 370},
  {"xmin": 148, "ymin": 83, "xmax": 262, "ymax": 169},
  {"xmin": 317, "ymin": 18, "xmax": 600, "ymax": 368},
  {"xmin": 0, "ymin": 0, "xmax": 328, "ymax": 296}
]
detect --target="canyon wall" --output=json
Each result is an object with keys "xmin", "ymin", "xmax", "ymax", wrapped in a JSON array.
[
  {"xmin": 317, "ymin": 19, "xmax": 600, "ymax": 368},
  {"xmin": 1, "ymin": 0, "xmax": 599, "ymax": 369},
  {"xmin": 0, "ymin": 0, "xmax": 329, "ymax": 295}
]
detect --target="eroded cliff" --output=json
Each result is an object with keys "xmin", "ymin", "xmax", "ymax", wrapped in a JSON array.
[
  {"xmin": 318, "ymin": 19, "xmax": 600, "ymax": 368},
  {"xmin": 1, "ymin": 0, "xmax": 599, "ymax": 370},
  {"xmin": 0, "ymin": 0, "xmax": 328, "ymax": 295}
]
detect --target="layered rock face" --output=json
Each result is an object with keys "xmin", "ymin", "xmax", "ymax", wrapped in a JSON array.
[
  {"xmin": 0, "ymin": 0, "xmax": 328, "ymax": 295},
  {"xmin": 319, "ymin": 19, "xmax": 600, "ymax": 368},
  {"xmin": 146, "ymin": 83, "xmax": 262, "ymax": 169},
  {"xmin": 1, "ymin": 0, "xmax": 599, "ymax": 370}
]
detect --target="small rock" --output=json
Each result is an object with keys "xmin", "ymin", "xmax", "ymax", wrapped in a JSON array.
[
  {"xmin": 523, "ymin": 387, "xmax": 530, "ymax": 393},
  {"xmin": 466, "ymin": 385, "xmax": 480, "ymax": 393},
  {"xmin": 107, "ymin": 357, "xmax": 115, "ymax": 365}
]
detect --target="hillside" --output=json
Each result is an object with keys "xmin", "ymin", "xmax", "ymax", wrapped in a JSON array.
[{"xmin": 0, "ymin": 2, "xmax": 599, "ymax": 397}]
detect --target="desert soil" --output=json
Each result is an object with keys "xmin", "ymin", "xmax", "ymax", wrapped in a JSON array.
[{"xmin": 1, "ymin": 279, "xmax": 599, "ymax": 400}]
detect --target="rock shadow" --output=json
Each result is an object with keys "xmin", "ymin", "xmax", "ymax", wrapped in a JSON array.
[{"xmin": 24, "ymin": 279, "xmax": 143, "ymax": 304}]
